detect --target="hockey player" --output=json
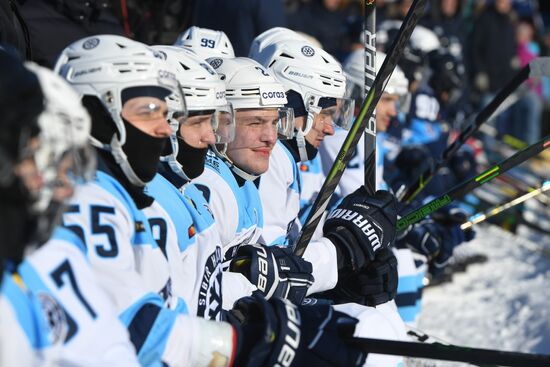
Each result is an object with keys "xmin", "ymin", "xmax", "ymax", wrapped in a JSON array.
[
  {"xmin": 55, "ymin": 34, "xmax": 367, "ymax": 367},
  {"xmin": 249, "ymin": 29, "xmax": 402, "ymax": 307},
  {"xmin": 190, "ymin": 56, "xmax": 317, "ymax": 306},
  {"xmin": 324, "ymin": 48, "xmax": 428, "ymax": 325},
  {"xmin": 0, "ymin": 50, "xmax": 139, "ymax": 366},
  {"xmin": 248, "ymin": 30, "xmax": 408, "ymax": 366}
]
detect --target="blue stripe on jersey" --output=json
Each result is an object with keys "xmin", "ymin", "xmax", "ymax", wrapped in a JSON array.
[
  {"xmin": 240, "ymin": 181, "xmax": 263, "ymax": 232},
  {"xmin": 1, "ymin": 272, "xmax": 51, "ymax": 349},
  {"xmin": 205, "ymin": 152, "xmax": 262, "ymax": 236},
  {"xmin": 119, "ymin": 292, "xmax": 181, "ymax": 366},
  {"xmin": 137, "ymin": 305, "xmax": 179, "ymax": 367},
  {"xmin": 51, "ymin": 226, "xmax": 87, "ymax": 256},
  {"xmin": 147, "ymin": 175, "xmax": 195, "ymax": 253},
  {"xmin": 278, "ymin": 141, "xmax": 301, "ymax": 194},
  {"xmin": 95, "ymin": 171, "xmax": 157, "ymax": 249},
  {"xmin": 184, "ymin": 183, "xmax": 216, "ymax": 232}
]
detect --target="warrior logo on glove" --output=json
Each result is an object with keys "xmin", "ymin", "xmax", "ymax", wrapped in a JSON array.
[{"xmin": 326, "ymin": 207, "xmax": 383, "ymax": 252}]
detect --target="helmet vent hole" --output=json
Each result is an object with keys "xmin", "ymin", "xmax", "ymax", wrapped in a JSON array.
[
  {"xmin": 179, "ymin": 62, "xmax": 190, "ymax": 70},
  {"xmin": 279, "ymin": 53, "xmax": 294, "ymax": 59}
]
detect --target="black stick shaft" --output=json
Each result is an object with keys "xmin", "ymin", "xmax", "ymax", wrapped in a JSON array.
[
  {"xmin": 293, "ymin": 0, "xmax": 427, "ymax": 257},
  {"xmin": 364, "ymin": 0, "xmax": 376, "ymax": 194},
  {"xmin": 350, "ymin": 337, "xmax": 550, "ymax": 366},
  {"xmin": 398, "ymin": 64, "xmax": 531, "ymax": 203},
  {"xmin": 396, "ymin": 135, "xmax": 550, "ymax": 231}
]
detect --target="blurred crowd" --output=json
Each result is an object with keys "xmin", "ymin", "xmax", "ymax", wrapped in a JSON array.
[{"xmin": 1, "ymin": 0, "xmax": 548, "ymax": 143}]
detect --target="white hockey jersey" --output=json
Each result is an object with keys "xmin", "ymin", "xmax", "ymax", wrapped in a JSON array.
[
  {"xmin": 318, "ymin": 127, "xmax": 389, "ymax": 197},
  {"xmin": 257, "ymin": 141, "xmax": 338, "ymax": 294},
  {"xmin": 3, "ymin": 227, "xmax": 140, "ymax": 366},
  {"xmin": 194, "ymin": 151, "xmax": 263, "ymax": 261},
  {"xmin": 61, "ymin": 169, "xmax": 213, "ymax": 366},
  {"xmin": 193, "ymin": 151, "xmax": 263, "ymax": 308},
  {"xmin": 145, "ymin": 173, "xmax": 224, "ymax": 320}
]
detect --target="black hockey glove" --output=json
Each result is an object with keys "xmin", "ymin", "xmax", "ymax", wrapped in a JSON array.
[
  {"xmin": 321, "ymin": 248, "xmax": 399, "ymax": 306},
  {"xmin": 324, "ymin": 188, "xmax": 398, "ymax": 274},
  {"xmin": 227, "ymin": 294, "xmax": 367, "ymax": 367},
  {"xmin": 230, "ymin": 243, "xmax": 314, "ymax": 304}
]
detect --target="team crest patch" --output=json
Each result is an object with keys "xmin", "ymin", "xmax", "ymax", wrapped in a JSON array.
[
  {"xmin": 197, "ymin": 247, "xmax": 223, "ymax": 320},
  {"xmin": 82, "ymin": 37, "xmax": 100, "ymax": 50},
  {"xmin": 209, "ymin": 58, "xmax": 223, "ymax": 69},
  {"xmin": 301, "ymin": 45, "xmax": 315, "ymax": 57},
  {"xmin": 38, "ymin": 293, "xmax": 67, "ymax": 344}
]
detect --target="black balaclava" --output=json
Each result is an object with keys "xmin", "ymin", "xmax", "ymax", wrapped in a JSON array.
[
  {"xmin": 119, "ymin": 86, "xmax": 170, "ymax": 184},
  {"xmin": 176, "ymin": 137, "xmax": 208, "ymax": 180},
  {"xmin": 121, "ymin": 116, "xmax": 167, "ymax": 183},
  {"xmin": 81, "ymin": 95, "xmax": 159, "ymax": 209}
]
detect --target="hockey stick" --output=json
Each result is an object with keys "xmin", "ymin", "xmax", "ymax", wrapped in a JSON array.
[
  {"xmin": 363, "ymin": 0, "xmax": 376, "ymax": 193},
  {"xmin": 397, "ymin": 57, "xmax": 550, "ymax": 204},
  {"xmin": 396, "ymin": 135, "xmax": 550, "ymax": 231},
  {"xmin": 461, "ymin": 181, "xmax": 550, "ymax": 230},
  {"xmin": 293, "ymin": 0, "xmax": 427, "ymax": 256},
  {"xmin": 348, "ymin": 337, "xmax": 550, "ymax": 366}
]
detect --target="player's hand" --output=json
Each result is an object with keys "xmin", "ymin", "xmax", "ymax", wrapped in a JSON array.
[
  {"xmin": 230, "ymin": 243, "xmax": 314, "ymax": 304},
  {"xmin": 227, "ymin": 294, "xmax": 367, "ymax": 367},
  {"xmin": 324, "ymin": 188, "xmax": 398, "ymax": 274},
  {"xmin": 324, "ymin": 248, "xmax": 398, "ymax": 306}
]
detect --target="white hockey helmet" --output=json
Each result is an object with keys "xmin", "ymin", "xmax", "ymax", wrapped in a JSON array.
[
  {"xmin": 55, "ymin": 35, "xmax": 186, "ymax": 186},
  {"xmin": 207, "ymin": 56, "xmax": 295, "ymax": 180},
  {"xmin": 26, "ymin": 62, "xmax": 94, "ymax": 213},
  {"xmin": 344, "ymin": 50, "xmax": 409, "ymax": 97},
  {"xmin": 250, "ymin": 30, "xmax": 354, "ymax": 160},
  {"xmin": 174, "ymin": 26, "xmax": 235, "ymax": 60},
  {"xmin": 152, "ymin": 45, "xmax": 236, "ymax": 181},
  {"xmin": 343, "ymin": 50, "xmax": 409, "ymax": 112}
]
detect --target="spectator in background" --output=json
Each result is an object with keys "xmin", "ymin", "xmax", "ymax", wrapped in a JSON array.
[
  {"xmin": 471, "ymin": 0, "xmax": 518, "ymax": 97},
  {"xmin": 194, "ymin": 0, "xmax": 286, "ymax": 56},
  {"xmin": 0, "ymin": 0, "xmax": 31, "ymax": 59},
  {"xmin": 509, "ymin": 18, "xmax": 543, "ymax": 143},
  {"xmin": 287, "ymin": 0, "xmax": 353, "ymax": 61},
  {"xmin": 470, "ymin": 0, "xmax": 519, "ymax": 139},
  {"xmin": 19, "ymin": 0, "xmax": 123, "ymax": 68}
]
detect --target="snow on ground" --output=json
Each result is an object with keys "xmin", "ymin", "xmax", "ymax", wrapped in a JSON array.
[{"xmin": 413, "ymin": 224, "xmax": 550, "ymax": 366}]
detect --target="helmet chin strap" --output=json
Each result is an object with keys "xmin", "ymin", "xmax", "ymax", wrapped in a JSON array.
[
  {"xmin": 297, "ymin": 105, "xmax": 320, "ymax": 162},
  {"xmin": 210, "ymin": 144, "xmax": 259, "ymax": 182},
  {"xmin": 161, "ymin": 134, "xmax": 192, "ymax": 182},
  {"xmin": 109, "ymin": 135, "xmax": 148, "ymax": 187}
]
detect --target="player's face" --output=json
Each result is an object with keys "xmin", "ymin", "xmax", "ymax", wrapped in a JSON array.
[
  {"xmin": 14, "ymin": 137, "xmax": 43, "ymax": 197},
  {"xmin": 305, "ymin": 107, "xmax": 336, "ymax": 148},
  {"xmin": 227, "ymin": 108, "xmax": 278, "ymax": 175},
  {"xmin": 178, "ymin": 112, "xmax": 217, "ymax": 149},
  {"xmin": 121, "ymin": 96, "xmax": 172, "ymax": 138},
  {"xmin": 375, "ymin": 93, "xmax": 399, "ymax": 132}
]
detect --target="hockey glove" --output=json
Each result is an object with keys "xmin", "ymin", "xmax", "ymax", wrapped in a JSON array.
[
  {"xmin": 322, "ymin": 247, "xmax": 399, "ymax": 306},
  {"xmin": 397, "ymin": 215, "xmax": 474, "ymax": 277},
  {"xmin": 324, "ymin": 188, "xmax": 398, "ymax": 274},
  {"xmin": 227, "ymin": 294, "xmax": 367, "ymax": 367},
  {"xmin": 229, "ymin": 243, "xmax": 314, "ymax": 304}
]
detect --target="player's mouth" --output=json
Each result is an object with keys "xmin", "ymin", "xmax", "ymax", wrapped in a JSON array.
[{"xmin": 252, "ymin": 147, "xmax": 272, "ymax": 157}]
